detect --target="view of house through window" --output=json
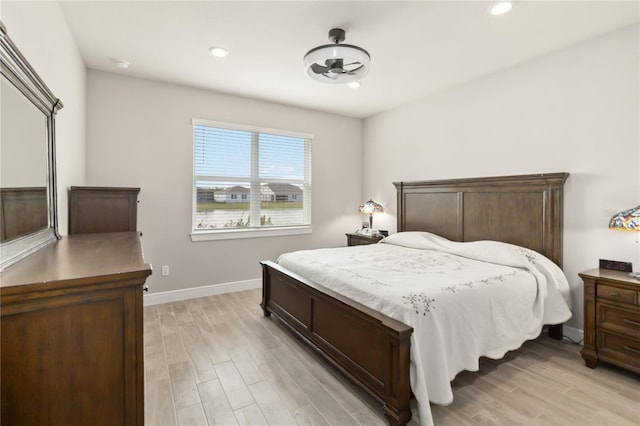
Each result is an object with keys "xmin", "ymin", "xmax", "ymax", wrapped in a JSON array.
[{"xmin": 192, "ymin": 119, "xmax": 312, "ymax": 236}]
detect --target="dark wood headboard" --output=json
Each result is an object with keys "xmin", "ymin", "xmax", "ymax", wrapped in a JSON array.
[
  {"xmin": 394, "ymin": 173, "xmax": 569, "ymax": 267},
  {"xmin": 0, "ymin": 187, "xmax": 48, "ymax": 243}
]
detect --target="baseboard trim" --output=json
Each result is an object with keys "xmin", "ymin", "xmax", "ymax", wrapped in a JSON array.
[
  {"xmin": 143, "ymin": 278, "xmax": 261, "ymax": 306},
  {"xmin": 563, "ymin": 325, "xmax": 584, "ymax": 344}
]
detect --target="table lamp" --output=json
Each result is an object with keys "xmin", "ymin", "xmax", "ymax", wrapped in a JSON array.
[{"xmin": 359, "ymin": 199, "xmax": 383, "ymax": 233}]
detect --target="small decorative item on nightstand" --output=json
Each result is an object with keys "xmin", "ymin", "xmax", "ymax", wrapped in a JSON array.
[
  {"xmin": 579, "ymin": 268, "xmax": 640, "ymax": 374},
  {"xmin": 346, "ymin": 232, "xmax": 383, "ymax": 247}
]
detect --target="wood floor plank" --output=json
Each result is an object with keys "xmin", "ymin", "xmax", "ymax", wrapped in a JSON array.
[
  {"xmin": 197, "ymin": 379, "xmax": 238, "ymax": 426},
  {"xmin": 234, "ymin": 403, "xmax": 269, "ymax": 426},
  {"xmin": 146, "ymin": 290, "xmax": 640, "ymax": 426},
  {"xmin": 565, "ymin": 386, "xmax": 639, "ymax": 424},
  {"xmin": 179, "ymin": 321, "xmax": 217, "ymax": 383},
  {"xmin": 454, "ymin": 372, "xmax": 543, "ymax": 420},
  {"xmin": 511, "ymin": 386, "xmax": 597, "ymax": 425},
  {"xmin": 156, "ymin": 301, "xmax": 174, "ymax": 315},
  {"xmin": 160, "ymin": 311, "xmax": 180, "ymax": 337},
  {"xmin": 145, "ymin": 342, "xmax": 169, "ymax": 379},
  {"xmin": 248, "ymin": 380, "xmax": 297, "ymax": 425},
  {"xmin": 176, "ymin": 402, "xmax": 208, "ymax": 426},
  {"xmin": 290, "ymin": 338, "xmax": 374, "ymax": 416},
  {"xmin": 430, "ymin": 403, "xmax": 474, "ymax": 426},
  {"xmin": 168, "ymin": 361, "xmax": 202, "ymax": 409},
  {"xmin": 214, "ymin": 360, "xmax": 255, "ymax": 411},
  {"xmin": 269, "ymin": 344, "xmax": 359, "ymax": 425},
  {"xmin": 232, "ymin": 318, "xmax": 276, "ymax": 366},
  {"xmin": 229, "ymin": 346, "xmax": 264, "ymax": 386},
  {"xmin": 200, "ymin": 329, "xmax": 231, "ymax": 365},
  {"xmin": 163, "ymin": 332, "xmax": 189, "ymax": 366},
  {"xmin": 145, "ymin": 376, "xmax": 177, "ymax": 426},
  {"xmin": 350, "ymin": 407, "xmax": 387, "ymax": 426},
  {"xmin": 144, "ymin": 304, "xmax": 159, "ymax": 323},
  {"xmin": 185, "ymin": 299, "xmax": 215, "ymax": 334},
  {"xmin": 258, "ymin": 357, "xmax": 311, "ymax": 412},
  {"xmin": 294, "ymin": 403, "xmax": 329, "ymax": 426},
  {"xmin": 145, "ymin": 319, "xmax": 163, "ymax": 348},
  {"xmin": 171, "ymin": 301, "xmax": 194, "ymax": 325}
]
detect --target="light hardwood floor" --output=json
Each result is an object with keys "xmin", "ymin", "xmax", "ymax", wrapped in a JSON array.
[{"xmin": 144, "ymin": 289, "xmax": 639, "ymax": 426}]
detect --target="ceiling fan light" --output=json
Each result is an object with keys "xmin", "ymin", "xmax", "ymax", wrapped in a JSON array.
[
  {"xmin": 209, "ymin": 46, "xmax": 229, "ymax": 58},
  {"xmin": 348, "ymin": 81, "xmax": 361, "ymax": 89},
  {"xmin": 489, "ymin": 2, "xmax": 513, "ymax": 15},
  {"xmin": 113, "ymin": 59, "xmax": 130, "ymax": 69},
  {"xmin": 303, "ymin": 44, "xmax": 370, "ymax": 84}
]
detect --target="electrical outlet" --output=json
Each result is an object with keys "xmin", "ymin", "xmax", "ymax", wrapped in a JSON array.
[{"xmin": 161, "ymin": 265, "xmax": 170, "ymax": 276}]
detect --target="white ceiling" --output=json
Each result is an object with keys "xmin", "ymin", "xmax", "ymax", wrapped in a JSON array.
[{"xmin": 59, "ymin": 1, "xmax": 639, "ymax": 119}]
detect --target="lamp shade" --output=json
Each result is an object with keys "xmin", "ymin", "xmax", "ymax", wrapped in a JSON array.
[
  {"xmin": 609, "ymin": 205, "xmax": 640, "ymax": 231},
  {"xmin": 359, "ymin": 199, "xmax": 383, "ymax": 215}
]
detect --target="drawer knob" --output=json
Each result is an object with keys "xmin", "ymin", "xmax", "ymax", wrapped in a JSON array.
[
  {"xmin": 623, "ymin": 318, "xmax": 640, "ymax": 327},
  {"xmin": 623, "ymin": 345, "xmax": 640, "ymax": 355},
  {"xmin": 609, "ymin": 292, "xmax": 619, "ymax": 297}
]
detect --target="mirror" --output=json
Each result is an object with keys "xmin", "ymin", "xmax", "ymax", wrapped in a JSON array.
[{"xmin": 0, "ymin": 21, "xmax": 63, "ymax": 271}]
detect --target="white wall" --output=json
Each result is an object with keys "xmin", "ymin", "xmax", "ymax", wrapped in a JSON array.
[
  {"xmin": 2, "ymin": 1, "xmax": 87, "ymax": 235},
  {"xmin": 86, "ymin": 71, "xmax": 363, "ymax": 293},
  {"xmin": 1, "ymin": 78, "xmax": 48, "ymax": 187},
  {"xmin": 363, "ymin": 25, "xmax": 640, "ymax": 332}
]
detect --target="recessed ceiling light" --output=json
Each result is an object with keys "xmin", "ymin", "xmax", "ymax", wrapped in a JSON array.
[
  {"xmin": 113, "ymin": 59, "xmax": 130, "ymax": 69},
  {"xmin": 209, "ymin": 46, "xmax": 229, "ymax": 58},
  {"xmin": 348, "ymin": 81, "xmax": 361, "ymax": 89},
  {"xmin": 489, "ymin": 2, "xmax": 513, "ymax": 15}
]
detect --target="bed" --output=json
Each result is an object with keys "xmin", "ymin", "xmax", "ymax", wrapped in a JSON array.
[{"xmin": 260, "ymin": 173, "xmax": 571, "ymax": 425}]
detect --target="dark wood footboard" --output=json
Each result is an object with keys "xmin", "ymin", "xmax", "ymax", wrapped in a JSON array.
[{"xmin": 260, "ymin": 260, "xmax": 413, "ymax": 426}]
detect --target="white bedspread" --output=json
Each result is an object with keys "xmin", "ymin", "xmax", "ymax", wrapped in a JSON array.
[{"xmin": 277, "ymin": 231, "xmax": 572, "ymax": 426}]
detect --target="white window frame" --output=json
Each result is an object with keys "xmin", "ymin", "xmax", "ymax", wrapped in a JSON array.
[{"xmin": 190, "ymin": 118, "xmax": 313, "ymax": 241}]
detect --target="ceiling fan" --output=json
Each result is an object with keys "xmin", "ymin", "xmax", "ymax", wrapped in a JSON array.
[{"xmin": 303, "ymin": 28, "xmax": 370, "ymax": 84}]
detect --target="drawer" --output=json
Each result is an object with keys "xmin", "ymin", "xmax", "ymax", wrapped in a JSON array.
[
  {"xmin": 597, "ymin": 303, "xmax": 640, "ymax": 337},
  {"xmin": 597, "ymin": 284, "xmax": 636, "ymax": 305},
  {"xmin": 596, "ymin": 330, "xmax": 640, "ymax": 373}
]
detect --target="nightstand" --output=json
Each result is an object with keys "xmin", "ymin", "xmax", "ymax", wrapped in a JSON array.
[
  {"xmin": 346, "ymin": 232, "xmax": 383, "ymax": 246},
  {"xmin": 579, "ymin": 268, "xmax": 640, "ymax": 374}
]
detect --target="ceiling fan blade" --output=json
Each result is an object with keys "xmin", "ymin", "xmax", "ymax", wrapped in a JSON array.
[
  {"xmin": 343, "ymin": 62, "xmax": 363, "ymax": 72},
  {"xmin": 310, "ymin": 63, "xmax": 331, "ymax": 74}
]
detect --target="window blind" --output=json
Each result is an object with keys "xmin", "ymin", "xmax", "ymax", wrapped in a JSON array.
[{"xmin": 192, "ymin": 120, "xmax": 312, "ymax": 235}]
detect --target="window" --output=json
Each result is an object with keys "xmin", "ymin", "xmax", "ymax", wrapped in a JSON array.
[{"xmin": 191, "ymin": 119, "xmax": 312, "ymax": 240}]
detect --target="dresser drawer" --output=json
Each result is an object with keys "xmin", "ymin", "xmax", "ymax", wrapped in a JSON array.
[
  {"xmin": 596, "ymin": 330, "xmax": 640, "ymax": 373},
  {"xmin": 597, "ymin": 284, "xmax": 637, "ymax": 305},
  {"xmin": 597, "ymin": 303, "xmax": 640, "ymax": 337}
]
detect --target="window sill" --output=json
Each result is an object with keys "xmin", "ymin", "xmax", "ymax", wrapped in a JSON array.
[{"xmin": 190, "ymin": 226, "xmax": 312, "ymax": 241}]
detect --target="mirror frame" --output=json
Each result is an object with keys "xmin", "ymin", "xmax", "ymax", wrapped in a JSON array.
[{"xmin": 0, "ymin": 21, "xmax": 63, "ymax": 271}]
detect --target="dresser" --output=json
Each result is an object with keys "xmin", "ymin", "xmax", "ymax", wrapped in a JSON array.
[
  {"xmin": 580, "ymin": 268, "xmax": 640, "ymax": 374},
  {"xmin": 0, "ymin": 232, "xmax": 152, "ymax": 425},
  {"xmin": 69, "ymin": 186, "xmax": 140, "ymax": 234}
]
